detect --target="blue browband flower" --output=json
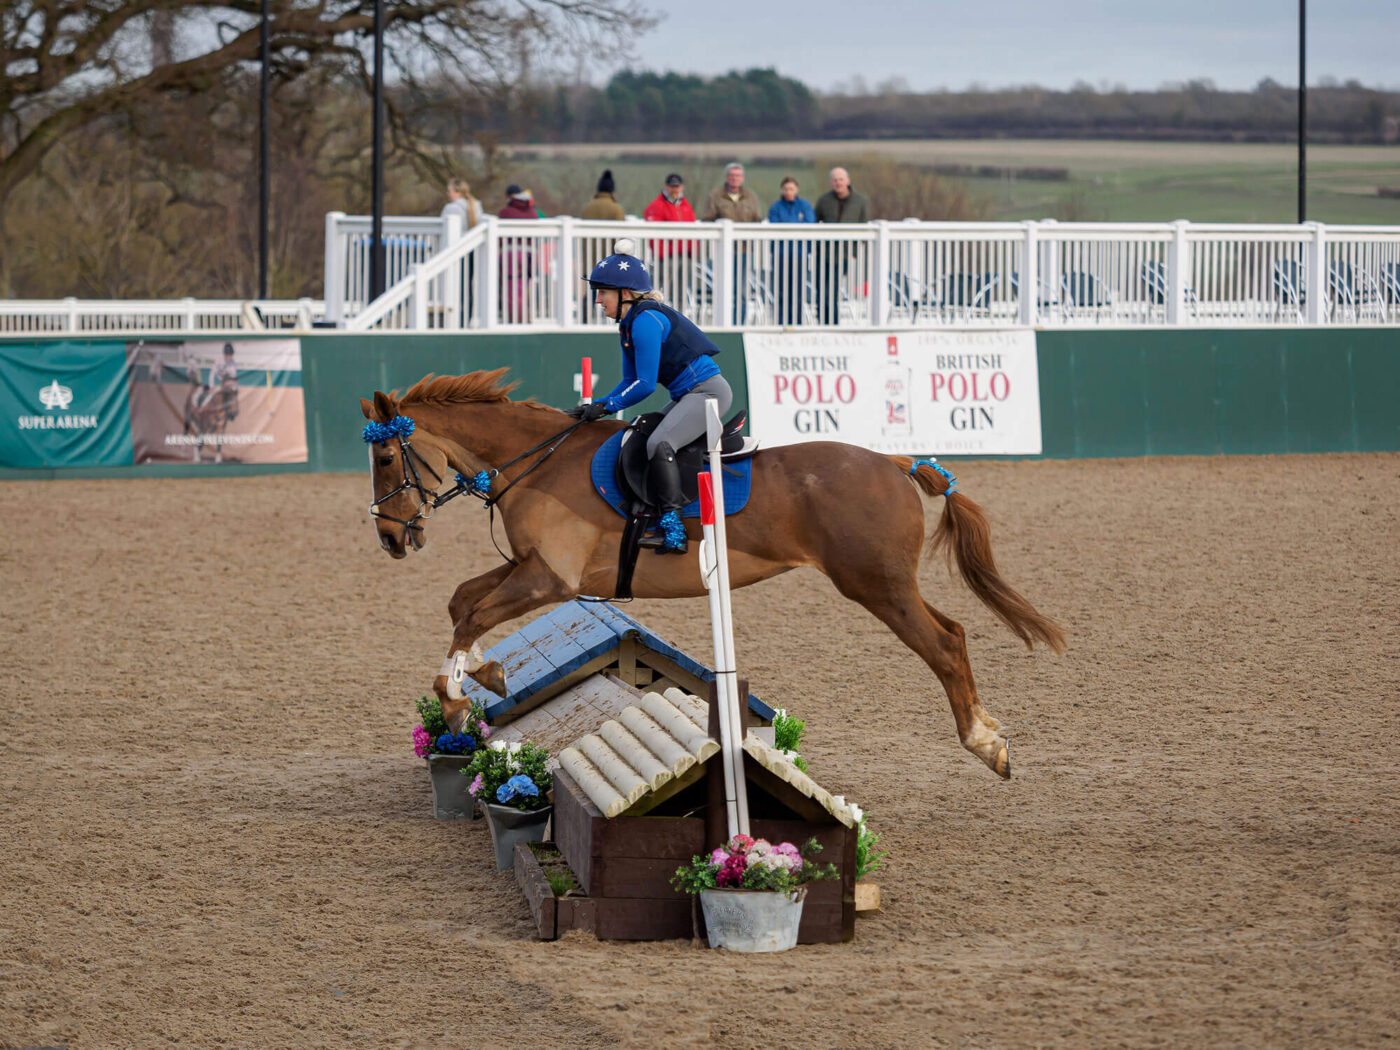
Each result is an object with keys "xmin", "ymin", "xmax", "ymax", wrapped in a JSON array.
[
  {"xmin": 362, "ymin": 414, "xmax": 416, "ymax": 444},
  {"xmin": 911, "ymin": 457, "xmax": 958, "ymax": 496},
  {"xmin": 456, "ymin": 471, "xmax": 493, "ymax": 497}
]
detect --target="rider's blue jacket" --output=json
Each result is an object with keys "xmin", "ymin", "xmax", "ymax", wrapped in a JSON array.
[{"xmin": 599, "ymin": 301, "xmax": 720, "ymax": 413}]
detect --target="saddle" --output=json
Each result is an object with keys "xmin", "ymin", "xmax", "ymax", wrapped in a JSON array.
[{"xmin": 612, "ymin": 411, "xmax": 757, "ymax": 599}]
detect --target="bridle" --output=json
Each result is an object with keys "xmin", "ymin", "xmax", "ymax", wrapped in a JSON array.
[{"xmin": 365, "ymin": 413, "xmax": 586, "ymax": 561}]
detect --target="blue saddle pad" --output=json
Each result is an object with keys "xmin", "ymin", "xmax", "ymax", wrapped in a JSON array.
[{"xmin": 589, "ymin": 429, "xmax": 753, "ymax": 521}]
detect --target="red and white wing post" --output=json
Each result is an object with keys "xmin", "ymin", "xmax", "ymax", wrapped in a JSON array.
[
  {"xmin": 580, "ymin": 357, "xmax": 593, "ymax": 404},
  {"xmin": 698, "ymin": 397, "xmax": 750, "ymax": 838}
]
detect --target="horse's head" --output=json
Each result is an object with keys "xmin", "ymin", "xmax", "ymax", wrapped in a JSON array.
[{"xmin": 361, "ymin": 390, "xmax": 450, "ymax": 559}]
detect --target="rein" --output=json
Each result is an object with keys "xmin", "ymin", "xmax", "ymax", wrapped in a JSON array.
[{"xmin": 365, "ymin": 413, "xmax": 585, "ymax": 564}]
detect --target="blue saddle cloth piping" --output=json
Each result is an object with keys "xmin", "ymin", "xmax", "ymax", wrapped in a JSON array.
[{"xmin": 589, "ymin": 429, "xmax": 753, "ymax": 521}]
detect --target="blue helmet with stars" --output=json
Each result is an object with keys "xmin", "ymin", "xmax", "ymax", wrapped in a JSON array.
[{"xmin": 585, "ymin": 247, "xmax": 651, "ymax": 293}]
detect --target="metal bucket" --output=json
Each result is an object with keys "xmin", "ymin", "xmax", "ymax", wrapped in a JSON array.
[
  {"xmin": 699, "ymin": 887, "xmax": 806, "ymax": 952},
  {"xmin": 483, "ymin": 803, "xmax": 552, "ymax": 870},
  {"xmin": 426, "ymin": 754, "xmax": 478, "ymax": 820}
]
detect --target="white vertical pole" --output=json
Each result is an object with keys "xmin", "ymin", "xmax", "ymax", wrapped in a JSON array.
[
  {"xmin": 411, "ymin": 263, "xmax": 428, "ymax": 330},
  {"xmin": 482, "ymin": 216, "xmax": 499, "ymax": 329},
  {"xmin": 1306, "ymin": 221, "xmax": 1326, "ymax": 324},
  {"xmin": 717, "ymin": 220, "xmax": 735, "ymax": 328},
  {"xmin": 1020, "ymin": 221, "xmax": 1038, "ymax": 326},
  {"xmin": 1168, "ymin": 219, "xmax": 1188, "ymax": 325},
  {"xmin": 703, "ymin": 397, "xmax": 750, "ymax": 835},
  {"xmin": 698, "ymin": 473, "xmax": 740, "ymax": 839},
  {"xmin": 324, "ymin": 211, "xmax": 346, "ymax": 325},
  {"xmin": 557, "ymin": 215, "xmax": 575, "ymax": 327},
  {"xmin": 443, "ymin": 212, "xmax": 462, "ymax": 329},
  {"xmin": 872, "ymin": 220, "xmax": 890, "ymax": 327}
]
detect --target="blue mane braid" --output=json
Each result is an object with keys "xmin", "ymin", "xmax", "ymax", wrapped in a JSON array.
[
  {"xmin": 910, "ymin": 457, "xmax": 958, "ymax": 496},
  {"xmin": 362, "ymin": 414, "xmax": 416, "ymax": 444}
]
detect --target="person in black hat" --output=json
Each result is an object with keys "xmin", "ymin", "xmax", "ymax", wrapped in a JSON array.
[{"xmin": 580, "ymin": 169, "xmax": 625, "ymax": 220}]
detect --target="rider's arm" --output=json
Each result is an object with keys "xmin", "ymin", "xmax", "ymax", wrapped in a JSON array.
[{"xmin": 602, "ymin": 311, "xmax": 670, "ymax": 413}]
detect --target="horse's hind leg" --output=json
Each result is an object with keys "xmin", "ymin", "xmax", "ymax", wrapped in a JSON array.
[{"xmin": 826, "ymin": 555, "xmax": 1010, "ymax": 777}]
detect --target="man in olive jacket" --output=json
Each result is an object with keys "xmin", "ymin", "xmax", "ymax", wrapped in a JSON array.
[
  {"xmin": 813, "ymin": 167, "xmax": 871, "ymax": 324},
  {"xmin": 701, "ymin": 163, "xmax": 762, "ymax": 323}
]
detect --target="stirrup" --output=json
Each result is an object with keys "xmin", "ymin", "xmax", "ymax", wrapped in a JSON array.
[{"xmin": 639, "ymin": 509, "xmax": 688, "ymax": 553}]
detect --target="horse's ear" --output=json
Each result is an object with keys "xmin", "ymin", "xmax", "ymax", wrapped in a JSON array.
[
  {"xmin": 373, "ymin": 390, "xmax": 396, "ymax": 420},
  {"xmin": 360, "ymin": 398, "xmax": 375, "ymax": 420}
]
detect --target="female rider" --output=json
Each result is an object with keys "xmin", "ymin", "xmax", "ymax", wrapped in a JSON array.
[{"xmin": 568, "ymin": 245, "xmax": 732, "ymax": 554}]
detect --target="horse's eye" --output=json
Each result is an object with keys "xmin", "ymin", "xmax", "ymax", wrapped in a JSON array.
[{"xmin": 377, "ymin": 455, "xmax": 393, "ymax": 467}]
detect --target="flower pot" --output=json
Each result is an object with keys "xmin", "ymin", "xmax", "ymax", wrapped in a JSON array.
[
  {"xmin": 854, "ymin": 881, "xmax": 881, "ymax": 913},
  {"xmin": 482, "ymin": 802, "xmax": 552, "ymax": 871},
  {"xmin": 426, "ymin": 753, "xmax": 479, "ymax": 820},
  {"xmin": 699, "ymin": 887, "xmax": 807, "ymax": 952}
]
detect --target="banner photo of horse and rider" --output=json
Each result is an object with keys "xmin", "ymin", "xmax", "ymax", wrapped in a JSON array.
[{"xmin": 0, "ymin": 337, "xmax": 308, "ymax": 469}]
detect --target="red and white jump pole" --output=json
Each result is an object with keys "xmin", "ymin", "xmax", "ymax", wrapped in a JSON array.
[
  {"xmin": 698, "ymin": 397, "xmax": 750, "ymax": 838},
  {"xmin": 580, "ymin": 356, "xmax": 593, "ymax": 404}
]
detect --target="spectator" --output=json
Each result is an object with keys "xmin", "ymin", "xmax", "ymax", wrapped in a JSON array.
[
  {"xmin": 767, "ymin": 175, "xmax": 815, "ymax": 325},
  {"xmin": 813, "ymin": 167, "xmax": 871, "ymax": 324},
  {"xmin": 497, "ymin": 185, "xmax": 537, "ymax": 321},
  {"xmin": 440, "ymin": 176, "xmax": 481, "ymax": 238},
  {"xmin": 580, "ymin": 169, "xmax": 625, "ymax": 220},
  {"xmin": 701, "ymin": 162, "xmax": 762, "ymax": 324},
  {"xmin": 643, "ymin": 173, "xmax": 697, "ymax": 290},
  {"xmin": 441, "ymin": 176, "xmax": 481, "ymax": 322}
]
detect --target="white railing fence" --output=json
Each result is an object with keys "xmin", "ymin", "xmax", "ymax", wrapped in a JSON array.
[
  {"xmin": 330, "ymin": 214, "xmax": 1400, "ymax": 332},
  {"xmin": 0, "ymin": 298, "xmax": 325, "ymax": 335}
]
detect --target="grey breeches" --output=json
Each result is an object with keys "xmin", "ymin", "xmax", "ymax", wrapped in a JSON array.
[{"xmin": 645, "ymin": 375, "xmax": 733, "ymax": 456}]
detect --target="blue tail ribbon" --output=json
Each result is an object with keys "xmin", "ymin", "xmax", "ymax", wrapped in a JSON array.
[{"xmin": 910, "ymin": 457, "xmax": 958, "ymax": 496}]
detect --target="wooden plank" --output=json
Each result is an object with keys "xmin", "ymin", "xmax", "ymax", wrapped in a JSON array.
[
  {"xmin": 595, "ymin": 813, "xmax": 706, "ymax": 860},
  {"xmin": 591, "ymin": 857, "xmax": 693, "ymax": 901},
  {"xmin": 552, "ymin": 769, "xmax": 603, "ymax": 895},
  {"xmin": 744, "ymin": 759, "xmax": 833, "ymax": 824},
  {"xmin": 485, "ymin": 650, "xmax": 618, "ymax": 723},
  {"xmin": 639, "ymin": 650, "xmax": 773, "ymax": 722},
  {"xmin": 512, "ymin": 842, "xmax": 558, "ymax": 940},
  {"xmin": 591, "ymin": 897, "xmax": 693, "ymax": 941},
  {"xmin": 619, "ymin": 761, "xmax": 707, "ymax": 818},
  {"xmin": 555, "ymin": 895, "xmax": 597, "ymax": 936},
  {"xmin": 616, "ymin": 636, "xmax": 638, "ymax": 686}
]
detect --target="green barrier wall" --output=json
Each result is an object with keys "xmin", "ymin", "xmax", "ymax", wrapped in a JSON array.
[{"xmin": 0, "ymin": 327, "xmax": 1393, "ymax": 479}]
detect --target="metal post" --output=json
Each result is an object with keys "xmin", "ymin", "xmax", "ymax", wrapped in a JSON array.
[
  {"xmin": 716, "ymin": 220, "xmax": 734, "ymax": 328},
  {"xmin": 369, "ymin": 0, "xmax": 386, "ymax": 299},
  {"xmin": 258, "ymin": 0, "xmax": 270, "ymax": 300},
  {"xmin": 1298, "ymin": 0, "xmax": 1307, "ymax": 224},
  {"xmin": 323, "ymin": 211, "xmax": 345, "ymax": 324},
  {"xmin": 557, "ymin": 215, "xmax": 575, "ymax": 326},
  {"xmin": 1168, "ymin": 219, "xmax": 1189, "ymax": 325},
  {"xmin": 1020, "ymin": 222, "xmax": 1038, "ymax": 326},
  {"xmin": 871, "ymin": 220, "xmax": 890, "ymax": 326}
]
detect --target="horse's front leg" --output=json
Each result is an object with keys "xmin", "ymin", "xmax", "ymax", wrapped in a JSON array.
[
  {"xmin": 434, "ymin": 549, "xmax": 576, "ymax": 725},
  {"xmin": 446, "ymin": 564, "xmax": 514, "ymax": 625}
]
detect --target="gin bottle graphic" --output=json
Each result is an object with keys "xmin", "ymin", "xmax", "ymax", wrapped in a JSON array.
[{"xmin": 881, "ymin": 335, "xmax": 912, "ymax": 437}]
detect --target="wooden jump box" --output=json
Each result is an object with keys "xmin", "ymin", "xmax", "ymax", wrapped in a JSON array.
[{"xmin": 521, "ymin": 685, "xmax": 857, "ymax": 944}]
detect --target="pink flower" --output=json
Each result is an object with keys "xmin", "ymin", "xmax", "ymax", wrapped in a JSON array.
[
  {"xmin": 478, "ymin": 721, "xmax": 492, "ymax": 738},
  {"xmin": 412, "ymin": 725, "xmax": 431, "ymax": 758},
  {"xmin": 774, "ymin": 841, "xmax": 801, "ymax": 859},
  {"xmin": 709, "ymin": 847, "xmax": 731, "ymax": 867},
  {"xmin": 468, "ymin": 773, "xmax": 484, "ymax": 797},
  {"xmin": 727, "ymin": 834, "xmax": 754, "ymax": 854}
]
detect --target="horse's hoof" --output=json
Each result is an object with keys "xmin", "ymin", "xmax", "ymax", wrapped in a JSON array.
[
  {"xmin": 992, "ymin": 740, "xmax": 1011, "ymax": 779},
  {"xmin": 472, "ymin": 660, "xmax": 507, "ymax": 698}
]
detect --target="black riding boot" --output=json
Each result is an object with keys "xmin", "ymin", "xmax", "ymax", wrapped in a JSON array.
[{"xmin": 639, "ymin": 442, "xmax": 689, "ymax": 554}]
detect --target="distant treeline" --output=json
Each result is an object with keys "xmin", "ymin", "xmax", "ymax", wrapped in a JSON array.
[{"xmin": 426, "ymin": 71, "xmax": 1400, "ymax": 145}]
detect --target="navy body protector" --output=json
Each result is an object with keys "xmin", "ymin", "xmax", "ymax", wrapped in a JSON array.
[{"xmin": 619, "ymin": 300, "xmax": 720, "ymax": 395}]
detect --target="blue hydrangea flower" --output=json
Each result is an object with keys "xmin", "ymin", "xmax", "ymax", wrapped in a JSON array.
[{"xmin": 496, "ymin": 774, "xmax": 540, "ymax": 803}]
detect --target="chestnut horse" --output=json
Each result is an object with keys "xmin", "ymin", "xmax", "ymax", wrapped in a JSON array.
[{"xmin": 362, "ymin": 369, "xmax": 1064, "ymax": 778}]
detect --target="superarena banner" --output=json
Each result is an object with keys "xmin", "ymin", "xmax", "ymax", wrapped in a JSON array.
[
  {"xmin": 0, "ymin": 339, "xmax": 307, "ymax": 468},
  {"xmin": 742, "ymin": 329, "xmax": 1042, "ymax": 455}
]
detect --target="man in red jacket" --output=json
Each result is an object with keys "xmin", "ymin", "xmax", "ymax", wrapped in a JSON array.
[{"xmin": 642, "ymin": 173, "xmax": 696, "ymax": 304}]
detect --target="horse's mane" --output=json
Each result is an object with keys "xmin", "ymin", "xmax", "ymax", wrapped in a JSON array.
[{"xmin": 394, "ymin": 368, "xmax": 558, "ymax": 414}]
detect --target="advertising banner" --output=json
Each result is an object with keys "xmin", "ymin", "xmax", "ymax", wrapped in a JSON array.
[
  {"xmin": 0, "ymin": 341, "xmax": 134, "ymax": 468},
  {"xmin": 0, "ymin": 338, "xmax": 307, "ymax": 469},
  {"xmin": 743, "ymin": 329, "xmax": 1042, "ymax": 455},
  {"xmin": 126, "ymin": 339, "xmax": 306, "ymax": 464}
]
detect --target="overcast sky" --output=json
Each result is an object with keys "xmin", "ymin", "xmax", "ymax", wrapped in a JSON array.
[{"xmin": 620, "ymin": 0, "xmax": 1398, "ymax": 92}]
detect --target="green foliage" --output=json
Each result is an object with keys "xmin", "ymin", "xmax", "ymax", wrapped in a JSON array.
[
  {"xmin": 465, "ymin": 741, "xmax": 553, "ymax": 811},
  {"xmin": 545, "ymin": 867, "xmax": 579, "ymax": 897},
  {"xmin": 415, "ymin": 695, "xmax": 448, "ymax": 739},
  {"xmin": 772, "ymin": 708, "xmax": 806, "ymax": 753},
  {"xmin": 671, "ymin": 836, "xmax": 838, "ymax": 896},
  {"xmin": 855, "ymin": 817, "xmax": 888, "ymax": 882},
  {"xmin": 670, "ymin": 856, "xmax": 720, "ymax": 894}
]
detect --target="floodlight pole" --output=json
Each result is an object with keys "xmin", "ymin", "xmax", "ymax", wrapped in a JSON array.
[
  {"xmin": 1298, "ymin": 0, "xmax": 1307, "ymax": 224},
  {"xmin": 369, "ymin": 0, "xmax": 386, "ymax": 299},
  {"xmin": 258, "ymin": 0, "xmax": 270, "ymax": 300}
]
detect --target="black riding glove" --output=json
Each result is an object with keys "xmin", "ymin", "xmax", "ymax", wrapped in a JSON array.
[{"xmin": 567, "ymin": 401, "xmax": 610, "ymax": 421}]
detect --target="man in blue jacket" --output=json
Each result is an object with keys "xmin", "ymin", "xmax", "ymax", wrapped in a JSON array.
[{"xmin": 767, "ymin": 176, "xmax": 815, "ymax": 325}]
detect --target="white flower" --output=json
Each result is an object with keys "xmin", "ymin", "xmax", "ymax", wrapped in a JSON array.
[
  {"xmin": 849, "ymin": 803, "xmax": 864, "ymax": 825},
  {"xmin": 780, "ymin": 749, "xmax": 801, "ymax": 763},
  {"xmin": 831, "ymin": 794, "xmax": 845, "ymax": 809}
]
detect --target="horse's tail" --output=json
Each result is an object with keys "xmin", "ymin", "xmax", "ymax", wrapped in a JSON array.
[{"xmin": 893, "ymin": 456, "xmax": 1067, "ymax": 655}]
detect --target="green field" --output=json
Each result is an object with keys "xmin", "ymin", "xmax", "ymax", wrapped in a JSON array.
[{"xmin": 507, "ymin": 139, "xmax": 1400, "ymax": 225}]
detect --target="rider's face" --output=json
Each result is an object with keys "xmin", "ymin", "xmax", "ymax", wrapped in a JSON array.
[{"xmin": 594, "ymin": 287, "xmax": 621, "ymax": 319}]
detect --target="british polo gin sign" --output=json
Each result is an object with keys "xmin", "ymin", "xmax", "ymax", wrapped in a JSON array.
[{"xmin": 744, "ymin": 329, "xmax": 1042, "ymax": 456}]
